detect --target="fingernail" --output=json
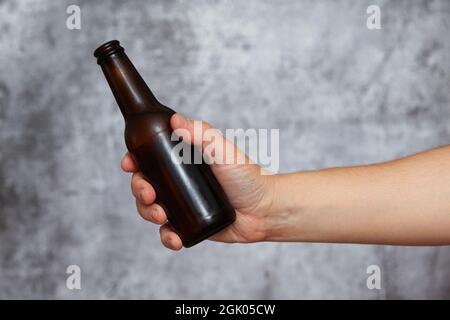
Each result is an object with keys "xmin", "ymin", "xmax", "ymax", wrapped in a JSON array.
[
  {"xmin": 168, "ymin": 238, "xmax": 175, "ymax": 249},
  {"xmin": 151, "ymin": 207, "xmax": 159, "ymax": 220},
  {"xmin": 140, "ymin": 190, "xmax": 146, "ymax": 203}
]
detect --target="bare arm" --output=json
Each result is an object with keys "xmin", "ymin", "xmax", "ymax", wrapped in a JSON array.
[{"xmin": 268, "ymin": 146, "xmax": 450, "ymax": 245}]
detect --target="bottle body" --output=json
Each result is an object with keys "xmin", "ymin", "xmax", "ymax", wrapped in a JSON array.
[
  {"xmin": 94, "ymin": 40, "xmax": 236, "ymax": 247},
  {"xmin": 124, "ymin": 110, "xmax": 235, "ymax": 247}
]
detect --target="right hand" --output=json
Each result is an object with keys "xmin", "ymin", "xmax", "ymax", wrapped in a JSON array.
[{"xmin": 121, "ymin": 113, "xmax": 277, "ymax": 250}]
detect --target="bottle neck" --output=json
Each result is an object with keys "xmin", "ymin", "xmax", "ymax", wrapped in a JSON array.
[{"xmin": 96, "ymin": 44, "xmax": 162, "ymax": 117}]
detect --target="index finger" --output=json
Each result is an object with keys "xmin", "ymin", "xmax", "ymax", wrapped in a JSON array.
[{"xmin": 121, "ymin": 152, "xmax": 139, "ymax": 173}]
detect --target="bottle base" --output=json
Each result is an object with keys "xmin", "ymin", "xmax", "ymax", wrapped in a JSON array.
[{"xmin": 182, "ymin": 215, "xmax": 236, "ymax": 248}]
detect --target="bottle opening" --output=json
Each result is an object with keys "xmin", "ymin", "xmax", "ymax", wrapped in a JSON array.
[{"xmin": 94, "ymin": 40, "xmax": 124, "ymax": 62}]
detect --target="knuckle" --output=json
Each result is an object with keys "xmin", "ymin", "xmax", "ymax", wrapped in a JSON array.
[
  {"xmin": 202, "ymin": 121, "xmax": 212, "ymax": 129},
  {"xmin": 136, "ymin": 201, "xmax": 151, "ymax": 219}
]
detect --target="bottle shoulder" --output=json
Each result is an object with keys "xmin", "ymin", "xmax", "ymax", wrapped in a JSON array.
[{"xmin": 124, "ymin": 110, "xmax": 174, "ymax": 150}]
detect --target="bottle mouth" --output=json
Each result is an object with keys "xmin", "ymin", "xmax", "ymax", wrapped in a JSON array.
[{"xmin": 94, "ymin": 40, "xmax": 124, "ymax": 62}]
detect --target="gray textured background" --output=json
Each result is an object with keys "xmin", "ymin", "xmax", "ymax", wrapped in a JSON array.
[{"xmin": 1, "ymin": 0, "xmax": 450, "ymax": 299}]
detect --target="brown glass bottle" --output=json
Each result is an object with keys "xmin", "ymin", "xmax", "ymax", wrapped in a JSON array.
[{"xmin": 94, "ymin": 40, "xmax": 236, "ymax": 247}]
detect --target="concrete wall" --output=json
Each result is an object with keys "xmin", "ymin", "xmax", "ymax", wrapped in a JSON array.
[{"xmin": 1, "ymin": 0, "xmax": 449, "ymax": 299}]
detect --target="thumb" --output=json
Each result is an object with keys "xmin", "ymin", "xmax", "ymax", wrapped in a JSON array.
[
  {"xmin": 170, "ymin": 113, "xmax": 251, "ymax": 167},
  {"xmin": 170, "ymin": 113, "xmax": 212, "ymax": 149}
]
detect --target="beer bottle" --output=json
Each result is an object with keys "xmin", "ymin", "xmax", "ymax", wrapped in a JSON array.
[{"xmin": 94, "ymin": 40, "xmax": 236, "ymax": 247}]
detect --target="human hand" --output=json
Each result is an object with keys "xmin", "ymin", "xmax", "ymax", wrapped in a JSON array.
[{"xmin": 121, "ymin": 113, "xmax": 277, "ymax": 250}]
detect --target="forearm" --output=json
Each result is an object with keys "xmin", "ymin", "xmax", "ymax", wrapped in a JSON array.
[{"xmin": 266, "ymin": 146, "xmax": 450, "ymax": 245}]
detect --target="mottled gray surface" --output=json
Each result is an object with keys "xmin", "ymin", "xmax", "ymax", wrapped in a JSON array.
[{"xmin": 0, "ymin": 0, "xmax": 450, "ymax": 299}]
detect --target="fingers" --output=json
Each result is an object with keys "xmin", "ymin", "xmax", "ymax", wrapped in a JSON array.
[
  {"xmin": 135, "ymin": 200, "xmax": 183, "ymax": 251},
  {"xmin": 131, "ymin": 172, "xmax": 164, "ymax": 222},
  {"xmin": 137, "ymin": 203, "xmax": 182, "ymax": 250},
  {"xmin": 121, "ymin": 152, "xmax": 139, "ymax": 172},
  {"xmin": 131, "ymin": 172, "xmax": 156, "ymax": 204},
  {"xmin": 159, "ymin": 223, "xmax": 183, "ymax": 250},
  {"xmin": 136, "ymin": 201, "xmax": 167, "ymax": 224},
  {"xmin": 122, "ymin": 151, "xmax": 183, "ymax": 251}
]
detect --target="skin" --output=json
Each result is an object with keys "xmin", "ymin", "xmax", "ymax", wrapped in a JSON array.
[{"xmin": 121, "ymin": 113, "xmax": 450, "ymax": 250}]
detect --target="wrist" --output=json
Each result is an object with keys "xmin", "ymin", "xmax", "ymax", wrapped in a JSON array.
[
  {"xmin": 261, "ymin": 173, "xmax": 305, "ymax": 242},
  {"xmin": 262, "ymin": 171, "xmax": 328, "ymax": 243}
]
